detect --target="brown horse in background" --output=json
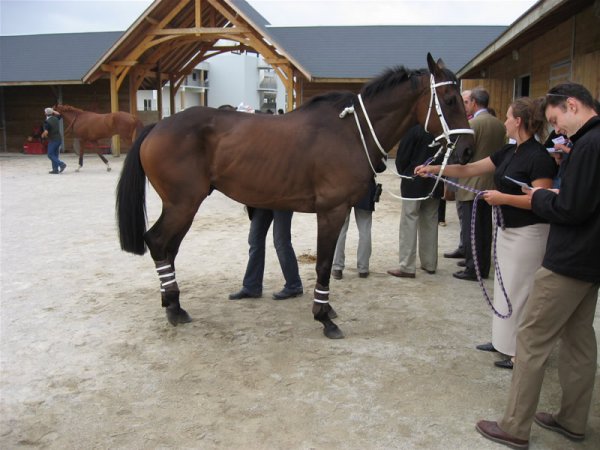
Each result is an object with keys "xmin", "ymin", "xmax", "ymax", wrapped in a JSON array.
[
  {"xmin": 54, "ymin": 104, "xmax": 143, "ymax": 172},
  {"xmin": 116, "ymin": 54, "xmax": 474, "ymax": 339}
]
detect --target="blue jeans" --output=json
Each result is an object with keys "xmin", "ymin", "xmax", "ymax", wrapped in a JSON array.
[
  {"xmin": 242, "ymin": 209, "xmax": 302, "ymax": 294},
  {"xmin": 46, "ymin": 140, "xmax": 64, "ymax": 172}
]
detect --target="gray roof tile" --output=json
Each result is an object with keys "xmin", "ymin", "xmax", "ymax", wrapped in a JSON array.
[
  {"xmin": 0, "ymin": 32, "xmax": 122, "ymax": 84},
  {"xmin": 265, "ymin": 25, "xmax": 507, "ymax": 78}
]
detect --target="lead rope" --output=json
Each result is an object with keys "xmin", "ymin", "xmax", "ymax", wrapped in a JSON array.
[{"xmin": 427, "ymin": 175, "xmax": 512, "ymax": 319}]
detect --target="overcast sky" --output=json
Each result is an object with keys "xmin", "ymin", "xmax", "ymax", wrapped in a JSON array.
[{"xmin": 0, "ymin": 0, "xmax": 539, "ymax": 36}]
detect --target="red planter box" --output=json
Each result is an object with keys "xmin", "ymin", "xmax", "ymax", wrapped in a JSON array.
[{"xmin": 23, "ymin": 142, "xmax": 47, "ymax": 154}]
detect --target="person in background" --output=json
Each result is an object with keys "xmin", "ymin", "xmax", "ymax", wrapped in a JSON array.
[
  {"xmin": 417, "ymin": 97, "xmax": 556, "ymax": 370},
  {"xmin": 443, "ymin": 89, "xmax": 472, "ymax": 260},
  {"xmin": 42, "ymin": 107, "xmax": 66, "ymax": 174},
  {"xmin": 437, "ymin": 199, "xmax": 446, "ymax": 227},
  {"xmin": 387, "ymin": 125, "xmax": 442, "ymax": 279},
  {"xmin": 475, "ymin": 82, "xmax": 600, "ymax": 449},
  {"xmin": 332, "ymin": 177, "xmax": 382, "ymax": 280},
  {"xmin": 453, "ymin": 88, "xmax": 506, "ymax": 281},
  {"xmin": 229, "ymin": 208, "xmax": 304, "ymax": 301}
]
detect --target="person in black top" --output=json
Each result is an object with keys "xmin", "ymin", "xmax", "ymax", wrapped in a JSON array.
[
  {"xmin": 475, "ymin": 82, "xmax": 600, "ymax": 449},
  {"xmin": 416, "ymin": 97, "xmax": 556, "ymax": 369}
]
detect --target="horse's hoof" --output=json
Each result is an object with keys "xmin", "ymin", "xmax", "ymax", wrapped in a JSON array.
[
  {"xmin": 328, "ymin": 307, "xmax": 338, "ymax": 320},
  {"xmin": 76, "ymin": 168, "xmax": 81, "ymax": 172},
  {"xmin": 107, "ymin": 167, "xmax": 112, "ymax": 172},
  {"xmin": 166, "ymin": 307, "xmax": 192, "ymax": 326},
  {"xmin": 323, "ymin": 322, "xmax": 344, "ymax": 339}
]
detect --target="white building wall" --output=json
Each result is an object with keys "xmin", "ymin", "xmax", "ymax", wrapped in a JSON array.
[{"xmin": 136, "ymin": 52, "xmax": 286, "ymax": 114}]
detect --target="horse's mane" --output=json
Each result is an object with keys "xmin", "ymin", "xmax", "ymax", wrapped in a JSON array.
[
  {"xmin": 361, "ymin": 66, "xmax": 430, "ymax": 99},
  {"xmin": 56, "ymin": 104, "xmax": 85, "ymax": 113}
]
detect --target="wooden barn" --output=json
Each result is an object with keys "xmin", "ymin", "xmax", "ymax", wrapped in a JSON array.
[
  {"xmin": 0, "ymin": 0, "xmax": 507, "ymax": 153},
  {"xmin": 459, "ymin": 0, "xmax": 600, "ymax": 119}
]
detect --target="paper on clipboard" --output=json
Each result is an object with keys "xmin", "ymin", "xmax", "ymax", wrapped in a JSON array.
[{"xmin": 504, "ymin": 175, "xmax": 532, "ymax": 190}]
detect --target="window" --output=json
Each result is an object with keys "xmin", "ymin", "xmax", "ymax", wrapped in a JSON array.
[
  {"xmin": 514, "ymin": 75, "xmax": 530, "ymax": 98},
  {"xmin": 143, "ymin": 99, "xmax": 152, "ymax": 111}
]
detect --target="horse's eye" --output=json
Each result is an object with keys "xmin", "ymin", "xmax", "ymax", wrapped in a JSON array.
[{"xmin": 445, "ymin": 96, "xmax": 456, "ymax": 107}]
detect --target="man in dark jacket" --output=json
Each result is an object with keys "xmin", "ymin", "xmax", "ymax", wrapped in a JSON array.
[
  {"xmin": 42, "ymin": 107, "xmax": 66, "ymax": 174},
  {"xmin": 387, "ymin": 125, "xmax": 443, "ymax": 278},
  {"xmin": 476, "ymin": 82, "xmax": 600, "ymax": 449}
]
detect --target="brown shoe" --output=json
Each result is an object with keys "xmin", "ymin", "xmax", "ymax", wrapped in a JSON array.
[
  {"xmin": 534, "ymin": 412, "xmax": 584, "ymax": 441},
  {"xmin": 475, "ymin": 420, "xmax": 529, "ymax": 449},
  {"xmin": 387, "ymin": 269, "xmax": 415, "ymax": 278}
]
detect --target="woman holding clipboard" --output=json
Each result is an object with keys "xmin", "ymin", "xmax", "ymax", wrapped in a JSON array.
[{"xmin": 415, "ymin": 97, "xmax": 557, "ymax": 370}]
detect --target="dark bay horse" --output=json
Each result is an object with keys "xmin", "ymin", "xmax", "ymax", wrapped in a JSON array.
[
  {"xmin": 54, "ymin": 104, "xmax": 143, "ymax": 172},
  {"xmin": 116, "ymin": 54, "xmax": 474, "ymax": 339}
]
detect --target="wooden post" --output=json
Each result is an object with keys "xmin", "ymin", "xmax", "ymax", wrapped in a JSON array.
[
  {"xmin": 170, "ymin": 74, "xmax": 176, "ymax": 116},
  {"xmin": 110, "ymin": 70, "xmax": 121, "ymax": 156},
  {"xmin": 157, "ymin": 62, "xmax": 163, "ymax": 120}
]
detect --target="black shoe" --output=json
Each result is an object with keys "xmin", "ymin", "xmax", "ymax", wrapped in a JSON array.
[
  {"xmin": 49, "ymin": 170, "xmax": 59, "ymax": 174},
  {"xmin": 494, "ymin": 359, "xmax": 514, "ymax": 370},
  {"xmin": 358, "ymin": 272, "xmax": 369, "ymax": 278},
  {"xmin": 444, "ymin": 249, "xmax": 465, "ymax": 259},
  {"xmin": 332, "ymin": 269, "xmax": 343, "ymax": 280},
  {"xmin": 420, "ymin": 267, "xmax": 436, "ymax": 274},
  {"xmin": 476, "ymin": 342, "xmax": 498, "ymax": 352},
  {"xmin": 457, "ymin": 260, "xmax": 466, "ymax": 267},
  {"xmin": 228, "ymin": 289, "xmax": 261, "ymax": 300},
  {"xmin": 59, "ymin": 163, "xmax": 67, "ymax": 173},
  {"xmin": 453, "ymin": 270, "xmax": 478, "ymax": 281},
  {"xmin": 272, "ymin": 288, "xmax": 303, "ymax": 300}
]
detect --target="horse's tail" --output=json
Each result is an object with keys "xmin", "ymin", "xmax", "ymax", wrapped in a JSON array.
[{"xmin": 116, "ymin": 124, "xmax": 156, "ymax": 255}]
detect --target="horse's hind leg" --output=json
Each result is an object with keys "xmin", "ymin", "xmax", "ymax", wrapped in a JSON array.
[
  {"xmin": 97, "ymin": 152, "xmax": 111, "ymax": 171},
  {"xmin": 145, "ymin": 201, "xmax": 203, "ymax": 326},
  {"xmin": 313, "ymin": 207, "xmax": 349, "ymax": 339}
]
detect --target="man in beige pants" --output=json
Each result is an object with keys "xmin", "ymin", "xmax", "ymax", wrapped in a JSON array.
[{"xmin": 475, "ymin": 83, "xmax": 600, "ymax": 449}]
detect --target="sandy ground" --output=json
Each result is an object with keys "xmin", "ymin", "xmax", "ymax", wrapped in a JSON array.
[{"xmin": 1, "ymin": 152, "xmax": 599, "ymax": 450}]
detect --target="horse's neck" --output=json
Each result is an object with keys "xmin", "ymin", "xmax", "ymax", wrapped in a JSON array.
[
  {"xmin": 361, "ymin": 87, "xmax": 423, "ymax": 152},
  {"xmin": 61, "ymin": 111, "xmax": 78, "ymax": 124}
]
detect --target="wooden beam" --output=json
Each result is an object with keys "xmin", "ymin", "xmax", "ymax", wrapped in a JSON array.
[
  {"xmin": 169, "ymin": 73, "xmax": 177, "ymax": 116},
  {"xmin": 109, "ymin": 71, "xmax": 121, "ymax": 156},
  {"xmin": 156, "ymin": 62, "xmax": 163, "ymax": 120},
  {"xmin": 152, "ymin": 27, "xmax": 247, "ymax": 35},
  {"xmin": 195, "ymin": 0, "xmax": 202, "ymax": 28}
]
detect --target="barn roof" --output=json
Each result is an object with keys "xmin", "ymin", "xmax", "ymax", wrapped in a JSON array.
[
  {"xmin": 0, "ymin": 0, "xmax": 506, "ymax": 88},
  {"xmin": 0, "ymin": 32, "xmax": 122, "ymax": 85},
  {"xmin": 266, "ymin": 25, "xmax": 507, "ymax": 81}
]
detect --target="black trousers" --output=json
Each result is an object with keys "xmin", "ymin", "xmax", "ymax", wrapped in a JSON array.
[{"xmin": 459, "ymin": 199, "xmax": 492, "ymax": 278}]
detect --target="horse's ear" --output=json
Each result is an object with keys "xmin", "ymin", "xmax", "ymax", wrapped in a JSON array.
[
  {"xmin": 426, "ymin": 53, "xmax": 441, "ymax": 75},
  {"xmin": 436, "ymin": 58, "xmax": 447, "ymax": 69}
]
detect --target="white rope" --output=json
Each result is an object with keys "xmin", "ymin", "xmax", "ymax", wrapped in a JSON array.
[{"xmin": 357, "ymin": 94, "xmax": 387, "ymax": 157}]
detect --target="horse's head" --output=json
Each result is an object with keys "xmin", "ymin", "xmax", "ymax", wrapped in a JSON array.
[{"xmin": 417, "ymin": 53, "xmax": 474, "ymax": 164}]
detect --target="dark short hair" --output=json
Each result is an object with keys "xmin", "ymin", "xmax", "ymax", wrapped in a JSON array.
[
  {"xmin": 470, "ymin": 88, "xmax": 490, "ymax": 108},
  {"xmin": 544, "ymin": 82, "xmax": 595, "ymax": 110}
]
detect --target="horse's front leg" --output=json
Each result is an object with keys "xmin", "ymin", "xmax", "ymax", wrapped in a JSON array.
[{"xmin": 313, "ymin": 207, "xmax": 349, "ymax": 339}]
